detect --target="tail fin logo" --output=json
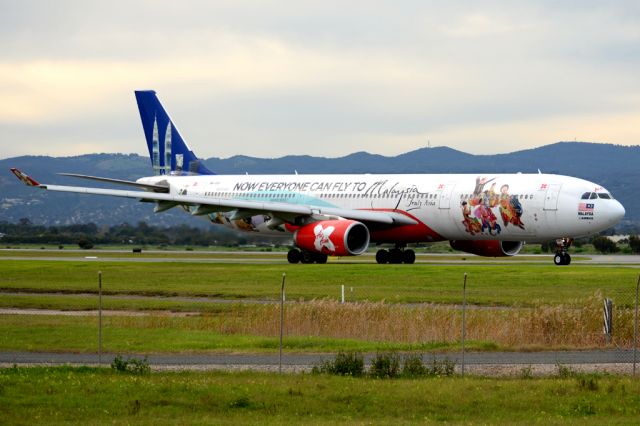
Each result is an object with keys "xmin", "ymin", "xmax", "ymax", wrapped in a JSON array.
[
  {"xmin": 135, "ymin": 90, "xmax": 215, "ymax": 176},
  {"xmin": 151, "ymin": 116, "xmax": 177, "ymax": 175}
]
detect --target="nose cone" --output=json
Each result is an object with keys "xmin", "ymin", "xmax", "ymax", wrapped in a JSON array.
[
  {"xmin": 607, "ymin": 200, "xmax": 625, "ymax": 226},
  {"xmin": 614, "ymin": 200, "xmax": 625, "ymax": 222}
]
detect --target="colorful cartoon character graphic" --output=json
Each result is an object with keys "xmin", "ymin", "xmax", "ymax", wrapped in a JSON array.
[
  {"xmin": 476, "ymin": 203, "xmax": 501, "ymax": 235},
  {"xmin": 462, "ymin": 178, "xmax": 524, "ymax": 235},
  {"xmin": 497, "ymin": 184, "xmax": 525, "ymax": 229},
  {"xmin": 473, "ymin": 177, "xmax": 495, "ymax": 197},
  {"xmin": 234, "ymin": 217, "xmax": 258, "ymax": 232},
  {"xmin": 461, "ymin": 201, "xmax": 482, "ymax": 235},
  {"xmin": 209, "ymin": 212, "xmax": 227, "ymax": 225}
]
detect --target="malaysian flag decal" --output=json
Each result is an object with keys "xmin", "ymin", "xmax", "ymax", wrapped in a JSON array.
[{"xmin": 579, "ymin": 203, "xmax": 594, "ymax": 212}]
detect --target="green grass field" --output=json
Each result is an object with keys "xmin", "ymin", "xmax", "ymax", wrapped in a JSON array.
[
  {"xmin": 0, "ymin": 367, "xmax": 638, "ymax": 424},
  {"xmin": 1, "ymin": 260, "xmax": 638, "ymax": 306},
  {"xmin": 1, "ymin": 258, "xmax": 638, "ymax": 354},
  {"xmin": 1, "ymin": 257, "xmax": 638, "ymax": 423}
]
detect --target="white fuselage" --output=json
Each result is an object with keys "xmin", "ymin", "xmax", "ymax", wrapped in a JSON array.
[{"xmin": 140, "ymin": 173, "xmax": 625, "ymax": 243}]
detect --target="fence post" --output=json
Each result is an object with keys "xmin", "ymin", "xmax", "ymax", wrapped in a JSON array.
[
  {"xmin": 634, "ymin": 275, "xmax": 639, "ymax": 376},
  {"xmin": 279, "ymin": 273, "xmax": 286, "ymax": 374},
  {"xmin": 604, "ymin": 298, "xmax": 613, "ymax": 344},
  {"xmin": 341, "ymin": 285, "xmax": 345, "ymax": 304},
  {"xmin": 98, "ymin": 271, "xmax": 102, "ymax": 366},
  {"xmin": 461, "ymin": 273, "xmax": 467, "ymax": 377}
]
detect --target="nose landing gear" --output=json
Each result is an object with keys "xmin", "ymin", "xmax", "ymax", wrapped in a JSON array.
[
  {"xmin": 553, "ymin": 238, "xmax": 573, "ymax": 266},
  {"xmin": 553, "ymin": 252, "xmax": 571, "ymax": 266}
]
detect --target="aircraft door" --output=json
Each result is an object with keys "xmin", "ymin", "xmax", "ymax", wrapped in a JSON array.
[
  {"xmin": 543, "ymin": 184, "xmax": 562, "ymax": 211},
  {"xmin": 438, "ymin": 184, "xmax": 455, "ymax": 209}
]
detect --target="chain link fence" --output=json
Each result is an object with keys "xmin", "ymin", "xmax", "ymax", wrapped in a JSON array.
[{"xmin": 271, "ymin": 273, "xmax": 640, "ymax": 374}]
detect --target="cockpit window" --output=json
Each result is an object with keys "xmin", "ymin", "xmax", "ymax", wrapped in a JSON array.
[
  {"xmin": 589, "ymin": 193, "xmax": 598, "ymax": 199},
  {"xmin": 597, "ymin": 193, "xmax": 612, "ymax": 199},
  {"xmin": 581, "ymin": 192, "xmax": 591, "ymax": 200}
]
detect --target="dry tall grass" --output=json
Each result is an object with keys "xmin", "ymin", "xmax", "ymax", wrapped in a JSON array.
[{"xmin": 111, "ymin": 291, "xmax": 637, "ymax": 350}]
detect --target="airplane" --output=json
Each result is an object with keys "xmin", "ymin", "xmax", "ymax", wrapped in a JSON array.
[{"xmin": 10, "ymin": 90, "xmax": 625, "ymax": 266}]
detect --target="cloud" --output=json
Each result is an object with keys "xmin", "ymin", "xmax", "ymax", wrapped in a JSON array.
[
  {"xmin": 425, "ymin": 110, "xmax": 640, "ymax": 155},
  {"xmin": 439, "ymin": 12, "xmax": 536, "ymax": 38},
  {"xmin": 0, "ymin": 1, "xmax": 639, "ymax": 159}
]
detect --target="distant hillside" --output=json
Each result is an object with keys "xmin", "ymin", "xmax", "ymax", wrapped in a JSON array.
[{"xmin": 1, "ymin": 142, "xmax": 638, "ymax": 226}]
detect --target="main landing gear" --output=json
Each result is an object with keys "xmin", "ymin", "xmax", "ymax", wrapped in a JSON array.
[
  {"xmin": 287, "ymin": 248, "xmax": 328, "ymax": 264},
  {"xmin": 286, "ymin": 247, "xmax": 416, "ymax": 265},
  {"xmin": 553, "ymin": 238, "xmax": 573, "ymax": 266},
  {"xmin": 375, "ymin": 246, "xmax": 416, "ymax": 264}
]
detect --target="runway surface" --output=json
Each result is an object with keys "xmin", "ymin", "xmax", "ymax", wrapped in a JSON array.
[
  {"xmin": 1, "ymin": 249, "xmax": 640, "ymax": 265},
  {"xmin": 1, "ymin": 350, "xmax": 637, "ymax": 373}
]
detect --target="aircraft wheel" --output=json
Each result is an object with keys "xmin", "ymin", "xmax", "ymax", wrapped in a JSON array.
[
  {"xmin": 315, "ymin": 253, "xmax": 328, "ymax": 264},
  {"xmin": 389, "ymin": 248, "xmax": 404, "ymax": 264},
  {"xmin": 300, "ymin": 251, "xmax": 315, "ymax": 264},
  {"xmin": 287, "ymin": 249, "xmax": 301, "ymax": 264},
  {"xmin": 403, "ymin": 249, "xmax": 416, "ymax": 264},
  {"xmin": 376, "ymin": 249, "xmax": 389, "ymax": 264},
  {"xmin": 554, "ymin": 253, "xmax": 571, "ymax": 266}
]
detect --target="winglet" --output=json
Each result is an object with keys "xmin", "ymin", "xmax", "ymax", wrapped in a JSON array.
[{"xmin": 10, "ymin": 168, "xmax": 40, "ymax": 186}]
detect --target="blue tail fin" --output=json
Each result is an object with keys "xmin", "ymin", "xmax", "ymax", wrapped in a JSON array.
[{"xmin": 135, "ymin": 90, "xmax": 214, "ymax": 175}]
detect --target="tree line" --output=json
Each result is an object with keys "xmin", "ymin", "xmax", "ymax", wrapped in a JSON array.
[
  {"xmin": 1, "ymin": 218, "xmax": 638, "ymax": 253},
  {"xmin": 0, "ymin": 218, "xmax": 283, "ymax": 248}
]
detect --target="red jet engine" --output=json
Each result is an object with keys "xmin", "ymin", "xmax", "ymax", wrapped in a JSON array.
[{"xmin": 294, "ymin": 220, "xmax": 370, "ymax": 256}]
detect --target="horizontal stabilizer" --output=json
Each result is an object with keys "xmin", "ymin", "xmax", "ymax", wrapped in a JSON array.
[{"xmin": 154, "ymin": 201, "xmax": 179, "ymax": 213}]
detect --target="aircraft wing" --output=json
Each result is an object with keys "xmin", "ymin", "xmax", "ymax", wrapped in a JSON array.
[
  {"xmin": 10, "ymin": 169, "xmax": 416, "ymax": 226},
  {"xmin": 57, "ymin": 173, "xmax": 170, "ymax": 192}
]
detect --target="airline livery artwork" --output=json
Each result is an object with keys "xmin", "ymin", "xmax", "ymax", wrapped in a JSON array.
[
  {"xmin": 313, "ymin": 223, "xmax": 336, "ymax": 253},
  {"xmin": 461, "ymin": 177, "xmax": 525, "ymax": 236}
]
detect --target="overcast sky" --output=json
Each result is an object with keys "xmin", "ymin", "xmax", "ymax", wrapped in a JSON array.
[{"xmin": 1, "ymin": 1, "xmax": 639, "ymax": 160}]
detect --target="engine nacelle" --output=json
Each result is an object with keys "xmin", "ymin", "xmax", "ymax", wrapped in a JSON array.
[
  {"xmin": 449, "ymin": 240, "xmax": 523, "ymax": 257},
  {"xmin": 294, "ymin": 220, "xmax": 370, "ymax": 256}
]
